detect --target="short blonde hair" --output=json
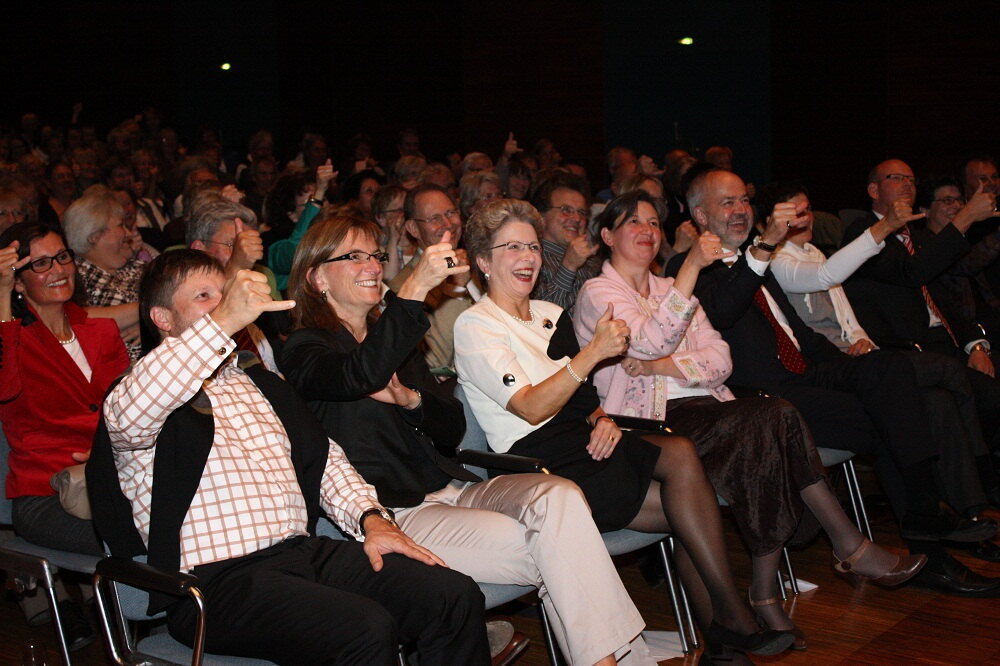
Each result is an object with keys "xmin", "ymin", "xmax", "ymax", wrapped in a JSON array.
[{"xmin": 464, "ymin": 198, "xmax": 543, "ymax": 284}]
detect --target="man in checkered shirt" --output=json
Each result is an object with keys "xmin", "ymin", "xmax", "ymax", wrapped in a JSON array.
[{"xmin": 91, "ymin": 250, "xmax": 489, "ymax": 665}]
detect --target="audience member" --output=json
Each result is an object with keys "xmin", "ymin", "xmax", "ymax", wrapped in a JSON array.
[
  {"xmin": 88, "ymin": 250, "xmax": 490, "ymax": 664},
  {"xmin": 266, "ymin": 161, "xmax": 335, "ymax": 290},
  {"xmin": 456, "ymin": 198, "xmax": 797, "ymax": 663},
  {"xmin": 459, "ymin": 170, "xmax": 502, "ymax": 218}
]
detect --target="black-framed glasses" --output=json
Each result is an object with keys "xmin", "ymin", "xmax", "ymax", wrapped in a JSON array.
[
  {"xmin": 412, "ymin": 209, "xmax": 460, "ymax": 227},
  {"xmin": 489, "ymin": 240, "xmax": 542, "ymax": 254},
  {"xmin": 932, "ymin": 196, "xmax": 965, "ymax": 206},
  {"xmin": 883, "ymin": 173, "xmax": 917, "ymax": 185},
  {"xmin": 20, "ymin": 249, "xmax": 76, "ymax": 274},
  {"xmin": 321, "ymin": 250, "xmax": 390, "ymax": 265},
  {"xmin": 550, "ymin": 204, "xmax": 589, "ymax": 219}
]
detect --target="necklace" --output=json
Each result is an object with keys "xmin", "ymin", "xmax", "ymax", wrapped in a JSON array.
[
  {"xmin": 509, "ymin": 307, "xmax": 534, "ymax": 326},
  {"xmin": 59, "ymin": 330, "xmax": 77, "ymax": 345}
]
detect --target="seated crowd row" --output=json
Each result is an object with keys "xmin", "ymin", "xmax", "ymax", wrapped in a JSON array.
[{"xmin": 2, "ymin": 117, "xmax": 1000, "ymax": 665}]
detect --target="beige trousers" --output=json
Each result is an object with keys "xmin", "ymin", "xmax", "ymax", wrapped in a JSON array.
[{"xmin": 395, "ymin": 474, "xmax": 647, "ymax": 665}]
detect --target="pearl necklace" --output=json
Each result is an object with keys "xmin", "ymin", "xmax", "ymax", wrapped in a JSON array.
[
  {"xmin": 59, "ymin": 330, "xmax": 77, "ymax": 345},
  {"xmin": 509, "ymin": 307, "xmax": 534, "ymax": 326}
]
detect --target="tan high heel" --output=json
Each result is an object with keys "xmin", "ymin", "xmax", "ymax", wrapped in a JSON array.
[
  {"xmin": 748, "ymin": 593, "xmax": 807, "ymax": 651},
  {"xmin": 833, "ymin": 539, "xmax": 927, "ymax": 587}
]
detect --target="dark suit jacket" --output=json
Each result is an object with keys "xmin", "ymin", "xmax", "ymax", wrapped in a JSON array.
[
  {"xmin": 664, "ymin": 247, "xmax": 844, "ymax": 389},
  {"xmin": 280, "ymin": 292, "xmax": 477, "ymax": 509},
  {"xmin": 841, "ymin": 213, "xmax": 974, "ymax": 351}
]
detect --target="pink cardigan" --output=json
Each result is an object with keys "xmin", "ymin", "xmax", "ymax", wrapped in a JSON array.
[{"xmin": 573, "ymin": 261, "xmax": 734, "ymax": 419}]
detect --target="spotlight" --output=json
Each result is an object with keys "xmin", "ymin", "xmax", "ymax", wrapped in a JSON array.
[
  {"xmin": 220, "ymin": 63, "xmax": 232, "ymax": 71},
  {"xmin": 678, "ymin": 37, "xmax": 694, "ymax": 46}
]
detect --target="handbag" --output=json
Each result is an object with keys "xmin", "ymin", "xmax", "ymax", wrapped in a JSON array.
[{"xmin": 50, "ymin": 464, "xmax": 91, "ymax": 520}]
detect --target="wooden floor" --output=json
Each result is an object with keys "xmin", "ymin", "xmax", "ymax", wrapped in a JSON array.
[{"xmin": 3, "ymin": 493, "xmax": 1000, "ymax": 665}]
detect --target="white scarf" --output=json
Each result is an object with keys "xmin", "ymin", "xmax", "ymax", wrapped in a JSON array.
[{"xmin": 778, "ymin": 241, "xmax": 871, "ymax": 345}]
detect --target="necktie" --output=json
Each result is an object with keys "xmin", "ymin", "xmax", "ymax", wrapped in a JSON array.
[
  {"xmin": 233, "ymin": 327, "xmax": 263, "ymax": 363},
  {"xmin": 752, "ymin": 287, "xmax": 808, "ymax": 374},
  {"xmin": 897, "ymin": 226, "xmax": 957, "ymax": 346}
]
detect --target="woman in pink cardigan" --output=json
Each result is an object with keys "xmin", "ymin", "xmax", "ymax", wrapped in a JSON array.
[{"xmin": 574, "ymin": 191, "xmax": 925, "ymax": 651}]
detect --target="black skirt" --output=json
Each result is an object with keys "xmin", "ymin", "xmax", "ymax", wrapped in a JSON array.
[{"xmin": 508, "ymin": 419, "xmax": 660, "ymax": 532}]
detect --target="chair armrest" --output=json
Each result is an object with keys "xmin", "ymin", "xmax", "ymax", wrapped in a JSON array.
[
  {"xmin": 876, "ymin": 339, "xmax": 922, "ymax": 352},
  {"xmin": 724, "ymin": 386, "xmax": 770, "ymax": 399},
  {"xmin": 608, "ymin": 415, "xmax": 673, "ymax": 433},
  {"xmin": 456, "ymin": 449, "xmax": 547, "ymax": 473},
  {"xmin": 95, "ymin": 557, "xmax": 199, "ymax": 598}
]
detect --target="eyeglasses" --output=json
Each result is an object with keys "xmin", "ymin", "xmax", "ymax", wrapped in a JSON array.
[
  {"xmin": 490, "ymin": 240, "xmax": 542, "ymax": 254},
  {"xmin": 202, "ymin": 239, "xmax": 234, "ymax": 249},
  {"xmin": 20, "ymin": 249, "xmax": 76, "ymax": 274},
  {"xmin": 321, "ymin": 250, "xmax": 389, "ymax": 265},
  {"xmin": 380, "ymin": 207, "xmax": 404, "ymax": 216},
  {"xmin": 412, "ymin": 209, "xmax": 460, "ymax": 227},
  {"xmin": 883, "ymin": 174, "xmax": 917, "ymax": 185},
  {"xmin": 551, "ymin": 204, "xmax": 589, "ymax": 219},
  {"xmin": 933, "ymin": 196, "xmax": 965, "ymax": 206}
]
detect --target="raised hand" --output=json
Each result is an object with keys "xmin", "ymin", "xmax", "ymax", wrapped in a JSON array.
[
  {"xmin": 210, "ymin": 269, "xmax": 294, "ymax": 336},
  {"xmin": 315, "ymin": 159, "xmax": 337, "ymax": 199},
  {"xmin": 503, "ymin": 132, "xmax": 522, "ymax": 158},
  {"xmin": 220, "ymin": 184, "xmax": 244, "ymax": 204},
  {"xmin": 672, "ymin": 220, "xmax": 699, "ymax": 254},
  {"xmin": 563, "ymin": 234, "xmax": 599, "ymax": 271},
  {"xmin": 686, "ymin": 231, "xmax": 734, "ymax": 269},
  {"xmin": 589, "ymin": 303, "xmax": 630, "ymax": 361},
  {"xmin": 0, "ymin": 241, "xmax": 31, "ymax": 295},
  {"xmin": 398, "ymin": 230, "xmax": 469, "ymax": 302},
  {"xmin": 227, "ymin": 218, "xmax": 264, "ymax": 273},
  {"xmin": 953, "ymin": 183, "xmax": 999, "ymax": 232},
  {"xmin": 883, "ymin": 198, "xmax": 925, "ymax": 231}
]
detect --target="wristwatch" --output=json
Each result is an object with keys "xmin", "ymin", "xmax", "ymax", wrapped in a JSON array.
[
  {"xmin": 969, "ymin": 342, "xmax": 992, "ymax": 357},
  {"xmin": 359, "ymin": 507, "xmax": 398, "ymax": 535},
  {"xmin": 752, "ymin": 236, "xmax": 779, "ymax": 253}
]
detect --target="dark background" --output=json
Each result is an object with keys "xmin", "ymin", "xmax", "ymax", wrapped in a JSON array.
[{"xmin": 2, "ymin": 1, "xmax": 997, "ymax": 211}]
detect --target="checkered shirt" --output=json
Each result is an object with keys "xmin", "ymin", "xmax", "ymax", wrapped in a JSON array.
[
  {"xmin": 104, "ymin": 314, "xmax": 381, "ymax": 571},
  {"xmin": 76, "ymin": 256, "xmax": 146, "ymax": 360}
]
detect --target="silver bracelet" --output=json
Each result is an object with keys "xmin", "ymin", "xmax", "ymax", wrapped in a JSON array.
[{"xmin": 565, "ymin": 361, "xmax": 585, "ymax": 383}]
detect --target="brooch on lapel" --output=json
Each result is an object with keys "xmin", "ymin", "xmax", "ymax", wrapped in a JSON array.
[
  {"xmin": 502, "ymin": 373, "xmax": 517, "ymax": 386},
  {"xmin": 542, "ymin": 319, "xmax": 553, "ymax": 329}
]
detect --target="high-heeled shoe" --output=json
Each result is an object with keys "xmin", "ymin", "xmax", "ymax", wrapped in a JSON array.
[
  {"xmin": 748, "ymin": 594, "xmax": 807, "ymax": 650},
  {"xmin": 703, "ymin": 620, "xmax": 795, "ymax": 656},
  {"xmin": 833, "ymin": 539, "xmax": 928, "ymax": 587}
]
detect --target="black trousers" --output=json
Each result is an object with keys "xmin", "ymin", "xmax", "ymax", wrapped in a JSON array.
[
  {"xmin": 167, "ymin": 536, "xmax": 490, "ymax": 666},
  {"xmin": 763, "ymin": 350, "xmax": 936, "ymax": 468}
]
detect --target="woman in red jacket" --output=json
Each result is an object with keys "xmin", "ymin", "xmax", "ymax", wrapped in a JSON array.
[{"xmin": 0, "ymin": 222, "xmax": 129, "ymax": 554}]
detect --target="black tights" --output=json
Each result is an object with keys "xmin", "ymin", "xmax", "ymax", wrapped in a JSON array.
[{"xmin": 626, "ymin": 434, "xmax": 758, "ymax": 635}]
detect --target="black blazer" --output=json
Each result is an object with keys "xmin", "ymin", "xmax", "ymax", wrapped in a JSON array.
[
  {"xmin": 280, "ymin": 292, "xmax": 477, "ymax": 509},
  {"xmin": 665, "ymin": 247, "xmax": 844, "ymax": 389},
  {"xmin": 88, "ymin": 362, "xmax": 331, "ymax": 615},
  {"xmin": 841, "ymin": 213, "xmax": 975, "ymax": 350}
]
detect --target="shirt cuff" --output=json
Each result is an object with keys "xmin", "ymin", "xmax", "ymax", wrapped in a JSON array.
[
  {"xmin": 744, "ymin": 252, "xmax": 770, "ymax": 276},
  {"xmin": 345, "ymin": 499, "xmax": 384, "ymax": 541},
  {"xmin": 191, "ymin": 314, "xmax": 238, "ymax": 363},
  {"xmin": 862, "ymin": 227, "xmax": 886, "ymax": 250}
]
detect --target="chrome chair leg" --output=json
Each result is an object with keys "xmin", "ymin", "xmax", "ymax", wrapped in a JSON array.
[
  {"xmin": 660, "ymin": 538, "xmax": 692, "ymax": 654},
  {"xmin": 538, "ymin": 601, "xmax": 563, "ymax": 665},
  {"xmin": 845, "ymin": 460, "xmax": 874, "ymax": 541},
  {"xmin": 783, "ymin": 547, "xmax": 799, "ymax": 596}
]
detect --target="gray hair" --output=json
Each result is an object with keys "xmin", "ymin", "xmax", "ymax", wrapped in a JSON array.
[
  {"xmin": 459, "ymin": 171, "xmax": 501, "ymax": 218},
  {"xmin": 393, "ymin": 155, "xmax": 427, "ymax": 184},
  {"xmin": 460, "ymin": 152, "xmax": 493, "ymax": 177},
  {"xmin": 62, "ymin": 185, "xmax": 125, "ymax": 254},
  {"xmin": 185, "ymin": 191, "xmax": 258, "ymax": 246}
]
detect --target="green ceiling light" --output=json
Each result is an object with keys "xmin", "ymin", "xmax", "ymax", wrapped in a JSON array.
[{"xmin": 678, "ymin": 37, "xmax": 694, "ymax": 46}]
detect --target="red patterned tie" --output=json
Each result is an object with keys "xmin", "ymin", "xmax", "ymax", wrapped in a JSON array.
[
  {"xmin": 897, "ymin": 226, "xmax": 958, "ymax": 346},
  {"xmin": 752, "ymin": 288, "xmax": 808, "ymax": 374},
  {"xmin": 233, "ymin": 327, "xmax": 263, "ymax": 363}
]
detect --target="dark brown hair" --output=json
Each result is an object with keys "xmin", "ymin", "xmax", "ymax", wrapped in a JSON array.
[
  {"xmin": 138, "ymin": 249, "xmax": 222, "ymax": 356},
  {"xmin": 288, "ymin": 213, "xmax": 381, "ymax": 332}
]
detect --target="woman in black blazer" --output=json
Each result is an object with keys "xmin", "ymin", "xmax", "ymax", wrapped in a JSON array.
[{"xmin": 279, "ymin": 214, "xmax": 664, "ymax": 666}]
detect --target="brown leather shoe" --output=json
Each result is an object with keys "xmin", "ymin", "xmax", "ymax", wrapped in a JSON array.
[
  {"xmin": 487, "ymin": 619, "xmax": 530, "ymax": 666},
  {"xmin": 748, "ymin": 594, "xmax": 807, "ymax": 651},
  {"xmin": 833, "ymin": 539, "xmax": 928, "ymax": 587}
]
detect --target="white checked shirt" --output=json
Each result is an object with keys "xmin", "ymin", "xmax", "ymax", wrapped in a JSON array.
[{"xmin": 104, "ymin": 314, "xmax": 381, "ymax": 571}]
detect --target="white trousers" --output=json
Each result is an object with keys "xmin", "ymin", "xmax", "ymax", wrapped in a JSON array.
[{"xmin": 395, "ymin": 475, "xmax": 648, "ymax": 665}]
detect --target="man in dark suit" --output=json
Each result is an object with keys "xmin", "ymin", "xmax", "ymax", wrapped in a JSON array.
[
  {"xmin": 841, "ymin": 159, "xmax": 1000, "ymax": 451},
  {"xmin": 666, "ymin": 168, "xmax": 999, "ymax": 596}
]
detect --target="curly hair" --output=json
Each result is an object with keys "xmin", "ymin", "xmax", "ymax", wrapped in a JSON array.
[{"xmin": 463, "ymin": 198, "xmax": 543, "ymax": 284}]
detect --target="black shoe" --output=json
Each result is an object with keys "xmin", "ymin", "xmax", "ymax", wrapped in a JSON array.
[
  {"xmin": 704, "ymin": 621, "xmax": 795, "ymax": 656},
  {"xmin": 56, "ymin": 600, "xmax": 95, "ymax": 652},
  {"xmin": 900, "ymin": 512, "xmax": 998, "ymax": 542},
  {"xmin": 911, "ymin": 553, "xmax": 1000, "ymax": 597},
  {"xmin": 943, "ymin": 540, "xmax": 1000, "ymax": 563}
]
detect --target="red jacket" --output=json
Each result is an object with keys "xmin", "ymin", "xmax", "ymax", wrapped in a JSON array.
[{"xmin": 1, "ymin": 303, "xmax": 129, "ymax": 498}]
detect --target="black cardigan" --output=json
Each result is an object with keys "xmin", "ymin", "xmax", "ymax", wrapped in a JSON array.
[
  {"xmin": 87, "ymin": 363, "xmax": 332, "ymax": 615},
  {"xmin": 280, "ymin": 292, "xmax": 478, "ymax": 509}
]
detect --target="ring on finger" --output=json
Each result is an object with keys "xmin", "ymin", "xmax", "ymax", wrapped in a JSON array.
[
  {"xmin": 623, "ymin": 334, "xmax": 630, "ymax": 346},
  {"xmin": 445, "ymin": 256, "xmax": 456, "ymax": 269}
]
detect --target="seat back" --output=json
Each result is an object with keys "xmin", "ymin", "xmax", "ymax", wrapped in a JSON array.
[
  {"xmin": 453, "ymin": 385, "xmax": 489, "ymax": 479},
  {"xmin": 1, "ymin": 423, "xmax": 12, "ymax": 525}
]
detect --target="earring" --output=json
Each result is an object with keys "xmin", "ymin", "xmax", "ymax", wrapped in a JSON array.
[
  {"xmin": 483, "ymin": 273, "xmax": 490, "ymax": 280},
  {"xmin": 321, "ymin": 289, "xmax": 327, "ymax": 297}
]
